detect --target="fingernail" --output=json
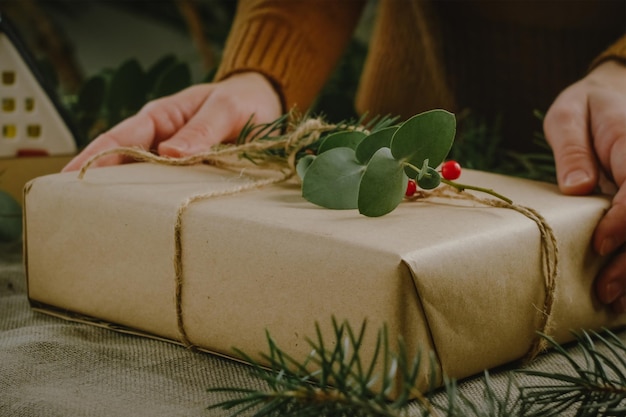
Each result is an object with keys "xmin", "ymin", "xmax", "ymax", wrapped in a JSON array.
[
  {"xmin": 605, "ymin": 280, "xmax": 625, "ymax": 303},
  {"xmin": 599, "ymin": 237, "xmax": 618, "ymax": 256},
  {"xmin": 564, "ymin": 170, "xmax": 591, "ymax": 188}
]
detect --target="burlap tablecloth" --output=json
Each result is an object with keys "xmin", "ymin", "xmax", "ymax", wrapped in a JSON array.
[{"xmin": 1, "ymin": 240, "xmax": 624, "ymax": 416}]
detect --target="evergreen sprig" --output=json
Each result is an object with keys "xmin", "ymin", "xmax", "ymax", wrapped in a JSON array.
[
  {"xmin": 519, "ymin": 330, "xmax": 626, "ymax": 417},
  {"xmin": 208, "ymin": 320, "xmax": 626, "ymax": 417},
  {"xmin": 435, "ymin": 373, "xmax": 521, "ymax": 417},
  {"xmin": 208, "ymin": 318, "xmax": 434, "ymax": 417},
  {"xmin": 233, "ymin": 112, "xmax": 399, "ymax": 168}
]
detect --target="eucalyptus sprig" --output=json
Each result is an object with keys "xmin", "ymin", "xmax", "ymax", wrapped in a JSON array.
[{"xmin": 296, "ymin": 109, "xmax": 512, "ymax": 217}]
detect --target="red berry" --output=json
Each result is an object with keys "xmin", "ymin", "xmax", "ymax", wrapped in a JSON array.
[
  {"xmin": 405, "ymin": 179, "xmax": 417, "ymax": 197},
  {"xmin": 441, "ymin": 160, "xmax": 462, "ymax": 180}
]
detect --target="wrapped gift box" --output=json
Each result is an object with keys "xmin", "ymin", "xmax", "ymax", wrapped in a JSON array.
[{"xmin": 23, "ymin": 163, "xmax": 626, "ymax": 391}]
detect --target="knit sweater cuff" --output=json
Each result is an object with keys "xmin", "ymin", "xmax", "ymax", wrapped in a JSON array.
[
  {"xmin": 590, "ymin": 34, "xmax": 626, "ymax": 71},
  {"xmin": 215, "ymin": 14, "xmax": 334, "ymax": 114}
]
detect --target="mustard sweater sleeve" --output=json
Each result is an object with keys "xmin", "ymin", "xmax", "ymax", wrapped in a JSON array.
[
  {"xmin": 590, "ymin": 34, "xmax": 626, "ymax": 70},
  {"xmin": 214, "ymin": 0, "xmax": 365, "ymax": 112}
]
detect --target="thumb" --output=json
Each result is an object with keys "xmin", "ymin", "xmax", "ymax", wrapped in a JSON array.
[{"xmin": 543, "ymin": 91, "xmax": 598, "ymax": 195}]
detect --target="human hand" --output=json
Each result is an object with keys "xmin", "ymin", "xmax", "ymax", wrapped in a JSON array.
[
  {"xmin": 544, "ymin": 60, "xmax": 626, "ymax": 313},
  {"xmin": 62, "ymin": 71, "xmax": 282, "ymax": 172}
]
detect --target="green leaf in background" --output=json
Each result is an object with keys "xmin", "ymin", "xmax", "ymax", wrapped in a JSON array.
[
  {"xmin": 145, "ymin": 54, "xmax": 178, "ymax": 93},
  {"xmin": 357, "ymin": 148, "xmax": 407, "ymax": 217},
  {"xmin": 150, "ymin": 61, "xmax": 192, "ymax": 100},
  {"xmin": 0, "ymin": 191, "xmax": 22, "ymax": 242},
  {"xmin": 106, "ymin": 58, "xmax": 147, "ymax": 124},
  {"xmin": 391, "ymin": 109, "xmax": 456, "ymax": 175},
  {"xmin": 301, "ymin": 147, "xmax": 365, "ymax": 209},
  {"xmin": 74, "ymin": 75, "xmax": 107, "ymax": 147},
  {"xmin": 317, "ymin": 131, "xmax": 367, "ymax": 154},
  {"xmin": 355, "ymin": 126, "xmax": 398, "ymax": 164},
  {"xmin": 77, "ymin": 75, "xmax": 107, "ymax": 113}
]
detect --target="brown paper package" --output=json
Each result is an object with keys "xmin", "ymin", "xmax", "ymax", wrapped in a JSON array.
[{"xmin": 23, "ymin": 163, "xmax": 626, "ymax": 392}]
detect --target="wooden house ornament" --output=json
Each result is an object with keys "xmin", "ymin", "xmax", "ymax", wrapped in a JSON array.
[{"xmin": 0, "ymin": 13, "xmax": 77, "ymax": 158}]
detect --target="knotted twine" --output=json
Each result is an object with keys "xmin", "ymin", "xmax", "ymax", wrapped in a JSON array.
[{"xmin": 78, "ymin": 117, "xmax": 558, "ymax": 364}]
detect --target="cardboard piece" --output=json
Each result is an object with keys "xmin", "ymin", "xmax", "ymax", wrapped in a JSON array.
[
  {"xmin": 23, "ymin": 163, "xmax": 626, "ymax": 390},
  {"xmin": 1, "ymin": 155, "xmax": 72, "ymax": 203}
]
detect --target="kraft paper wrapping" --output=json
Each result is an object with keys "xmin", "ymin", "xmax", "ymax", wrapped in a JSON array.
[{"xmin": 24, "ymin": 163, "xmax": 626, "ymax": 390}]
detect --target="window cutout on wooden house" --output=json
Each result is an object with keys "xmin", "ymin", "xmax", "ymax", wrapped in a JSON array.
[
  {"xmin": 2, "ymin": 97, "xmax": 15, "ymax": 112},
  {"xmin": 24, "ymin": 97, "xmax": 34, "ymax": 111},
  {"xmin": 0, "ymin": 14, "xmax": 78, "ymax": 157},
  {"xmin": 26, "ymin": 124, "xmax": 41, "ymax": 138},
  {"xmin": 2, "ymin": 124, "xmax": 16, "ymax": 138},
  {"xmin": 1, "ymin": 70, "xmax": 15, "ymax": 85}
]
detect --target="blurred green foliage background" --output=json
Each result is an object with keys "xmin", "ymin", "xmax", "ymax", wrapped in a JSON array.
[{"xmin": 0, "ymin": 0, "xmax": 556, "ymax": 242}]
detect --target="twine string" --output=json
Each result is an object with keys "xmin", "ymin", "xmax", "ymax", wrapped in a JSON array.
[
  {"xmin": 78, "ymin": 117, "xmax": 339, "ymax": 181},
  {"xmin": 78, "ymin": 118, "xmax": 558, "ymax": 362},
  {"xmin": 173, "ymin": 175, "xmax": 290, "ymax": 349}
]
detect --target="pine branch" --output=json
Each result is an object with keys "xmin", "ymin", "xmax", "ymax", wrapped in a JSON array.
[
  {"xmin": 451, "ymin": 111, "xmax": 556, "ymax": 184},
  {"xmin": 208, "ymin": 318, "xmax": 433, "ymax": 417},
  {"xmin": 518, "ymin": 330, "xmax": 626, "ymax": 417},
  {"xmin": 236, "ymin": 112, "xmax": 398, "ymax": 146},
  {"xmin": 208, "ymin": 320, "xmax": 626, "ymax": 417},
  {"xmin": 435, "ymin": 373, "xmax": 521, "ymax": 417}
]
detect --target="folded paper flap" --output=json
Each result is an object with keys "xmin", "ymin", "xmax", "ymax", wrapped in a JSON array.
[{"xmin": 402, "ymin": 218, "xmax": 548, "ymax": 378}]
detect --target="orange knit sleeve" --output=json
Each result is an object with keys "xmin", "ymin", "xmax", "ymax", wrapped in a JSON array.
[
  {"xmin": 590, "ymin": 34, "xmax": 626, "ymax": 71},
  {"xmin": 214, "ymin": 0, "xmax": 365, "ymax": 113}
]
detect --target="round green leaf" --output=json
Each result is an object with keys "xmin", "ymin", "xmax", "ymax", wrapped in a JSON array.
[
  {"xmin": 390, "ymin": 109, "xmax": 456, "ymax": 174},
  {"xmin": 416, "ymin": 167, "xmax": 441, "ymax": 190},
  {"xmin": 302, "ymin": 147, "xmax": 364, "ymax": 209},
  {"xmin": 355, "ymin": 126, "xmax": 398, "ymax": 164},
  {"xmin": 145, "ymin": 54, "xmax": 177, "ymax": 92},
  {"xmin": 317, "ymin": 131, "xmax": 367, "ymax": 154},
  {"xmin": 296, "ymin": 154, "xmax": 316, "ymax": 180},
  {"xmin": 77, "ymin": 75, "xmax": 107, "ymax": 113},
  {"xmin": 358, "ymin": 148, "xmax": 408, "ymax": 217}
]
